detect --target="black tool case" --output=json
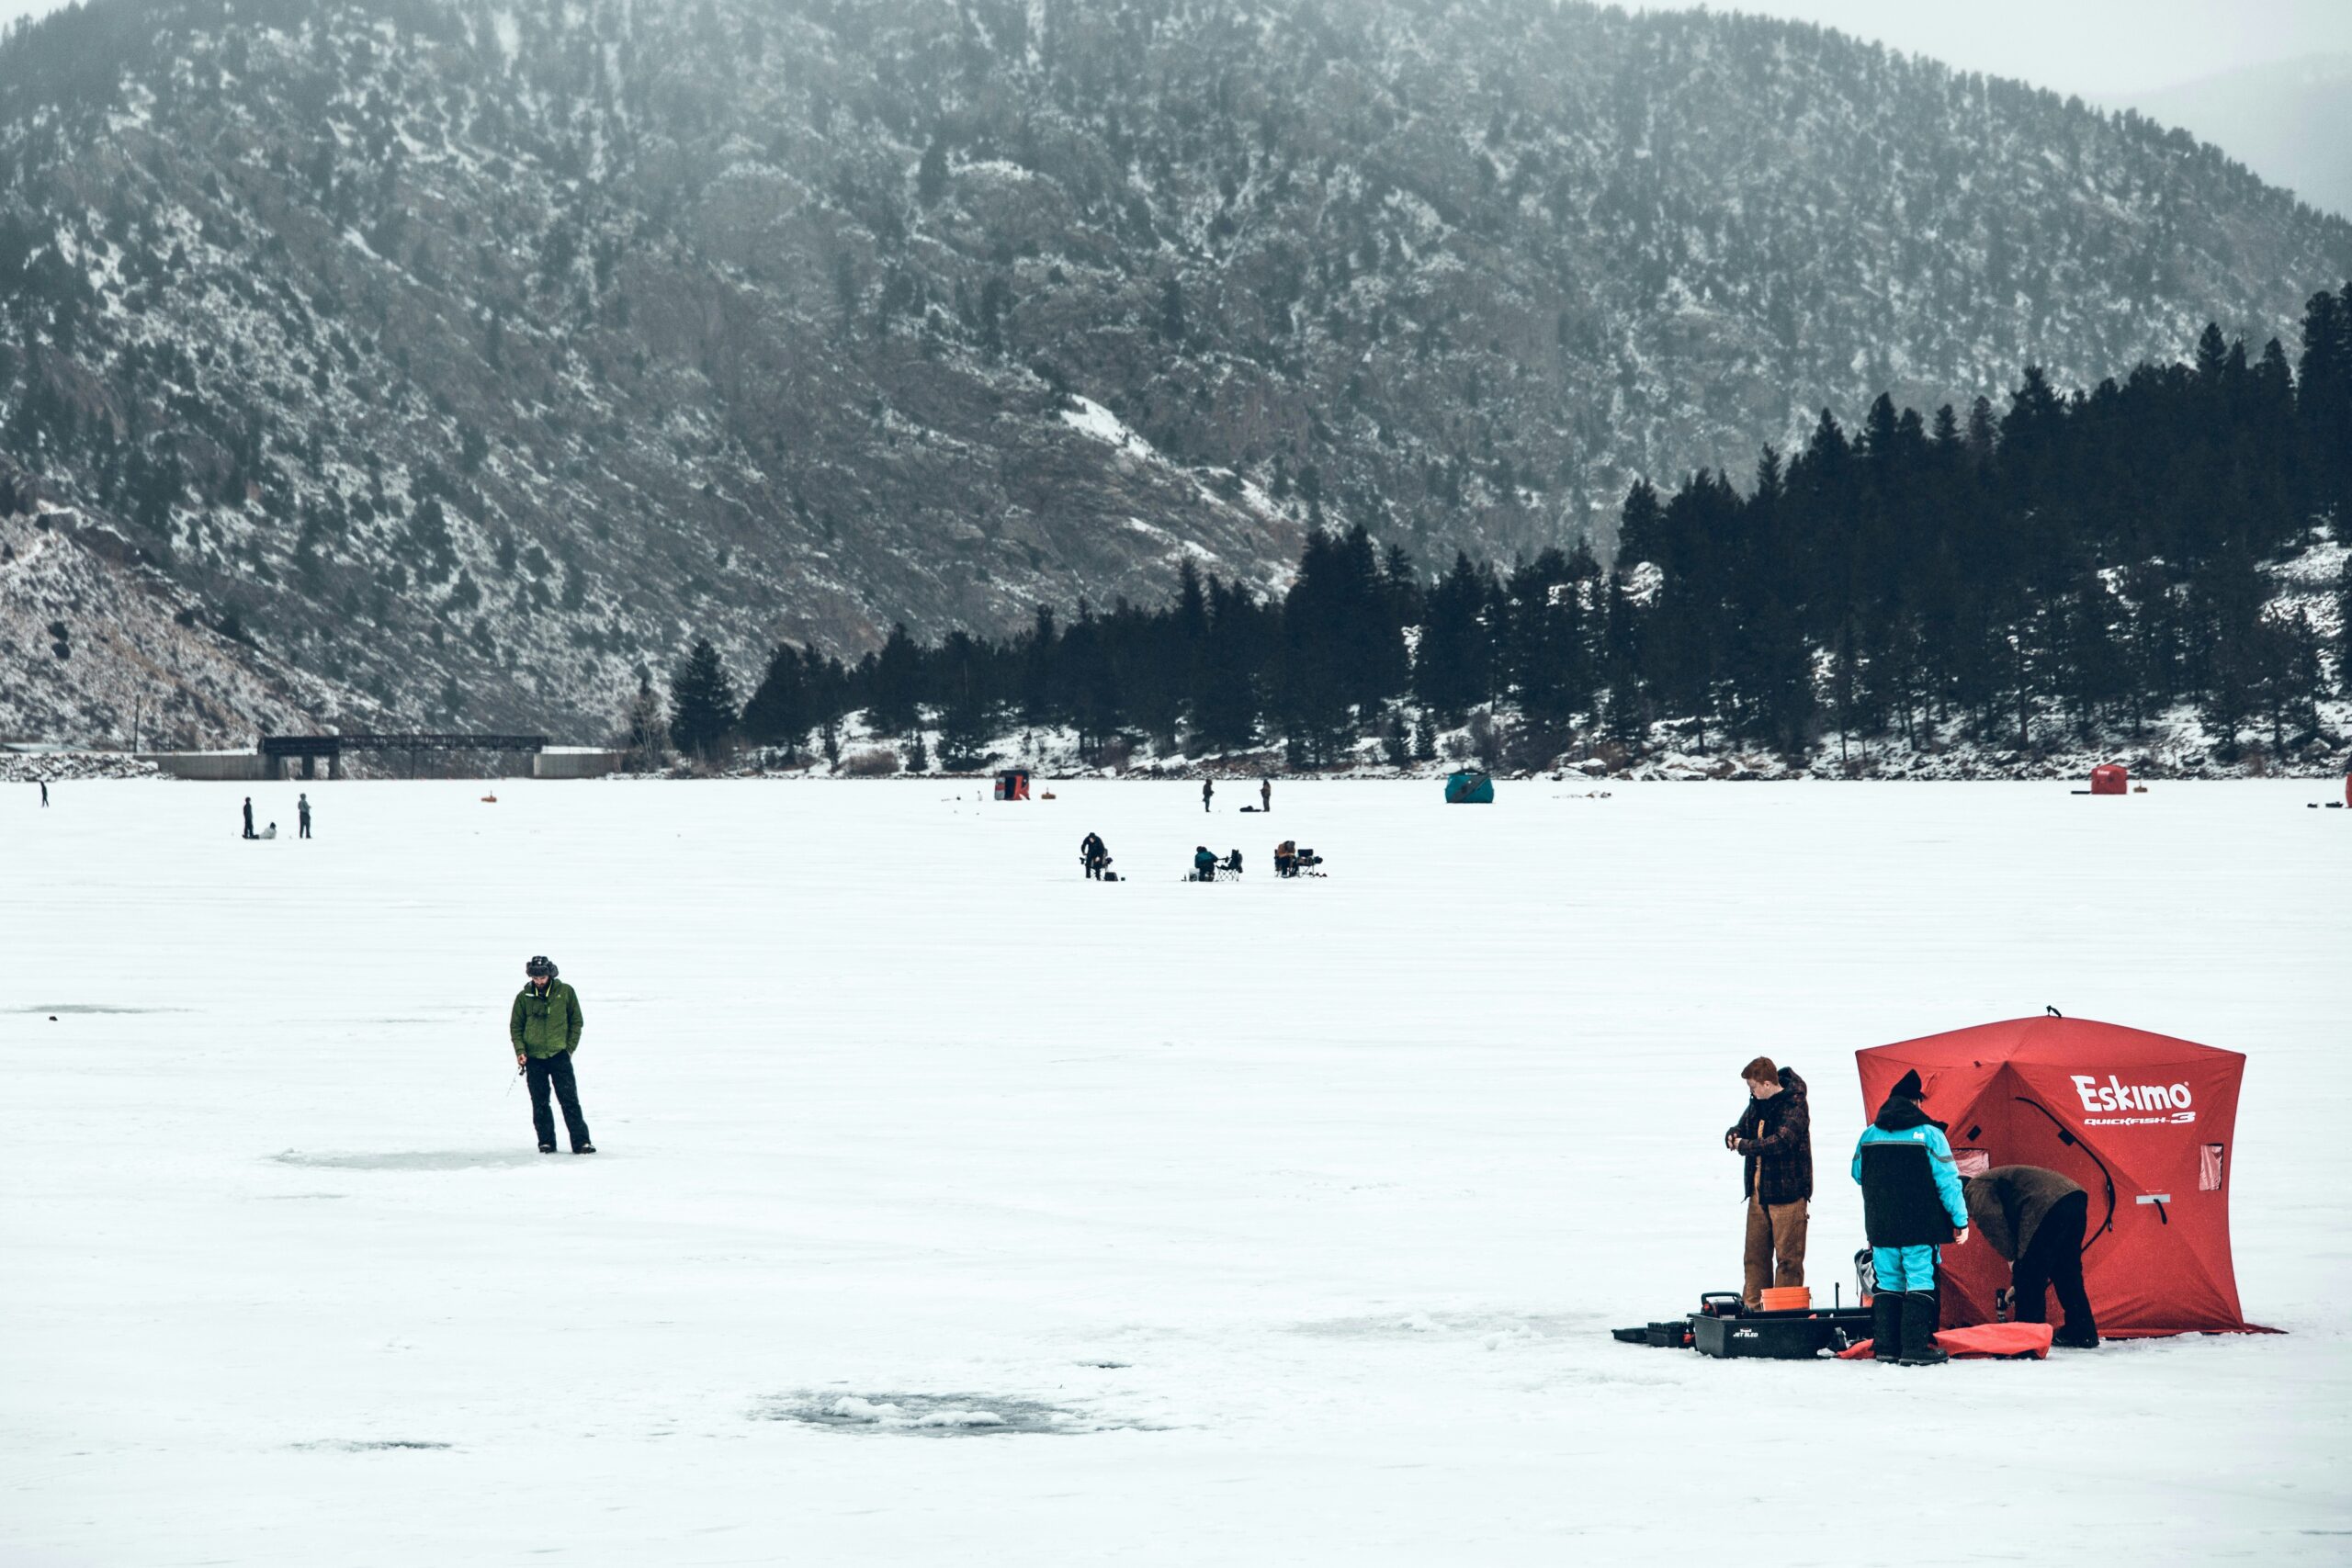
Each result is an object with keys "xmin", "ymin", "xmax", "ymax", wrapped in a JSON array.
[{"xmin": 1690, "ymin": 1305, "xmax": 1873, "ymax": 1359}]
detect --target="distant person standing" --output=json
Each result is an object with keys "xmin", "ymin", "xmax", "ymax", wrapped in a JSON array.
[
  {"xmin": 38, "ymin": 780, "xmax": 48, "ymax": 807},
  {"xmin": 1202, "ymin": 778, "xmax": 1214, "ymax": 813},
  {"xmin": 1725, "ymin": 1057, "xmax": 1811, "ymax": 1310},
  {"xmin": 242, "ymin": 795, "xmax": 255, "ymax": 839},
  {"xmin": 298, "ymin": 793, "xmax": 311, "ymax": 840},
  {"xmin": 1260, "ymin": 777, "xmax": 1272, "ymax": 813},
  {"xmin": 510, "ymin": 955, "xmax": 594, "ymax": 1155}
]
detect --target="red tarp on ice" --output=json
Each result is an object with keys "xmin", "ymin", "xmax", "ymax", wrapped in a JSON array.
[
  {"xmin": 1856, "ymin": 1016, "xmax": 2267, "ymax": 1337},
  {"xmin": 1837, "ymin": 1322, "xmax": 2055, "ymax": 1360}
]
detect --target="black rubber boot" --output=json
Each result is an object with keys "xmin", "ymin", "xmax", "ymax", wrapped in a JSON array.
[
  {"xmin": 1898, "ymin": 1292, "xmax": 1949, "ymax": 1365},
  {"xmin": 1871, "ymin": 1294, "xmax": 1902, "ymax": 1362}
]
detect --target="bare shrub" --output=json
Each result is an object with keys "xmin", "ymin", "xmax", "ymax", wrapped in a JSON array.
[{"xmin": 839, "ymin": 747, "xmax": 902, "ymax": 777}]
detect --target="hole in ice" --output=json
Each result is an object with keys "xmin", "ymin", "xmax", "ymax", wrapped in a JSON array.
[
  {"xmin": 272, "ymin": 1150, "xmax": 545, "ymax": 1171},
  {"xmin": 293, "ymin": 1439, "xmax": 453, "ymax": 1451},
  {"xmin": 759, "ymin": 1392, "xmax": 1125, "ymax": 1437}
]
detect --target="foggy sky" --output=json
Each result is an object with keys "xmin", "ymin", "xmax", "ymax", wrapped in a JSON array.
[
  {"xmin": 1, "ymin": 0, "xmax": 2344, "ymax": 98},
  {"xmin": 1635, "ymin": 0, "xmax": 2352, "ymax": 98}
]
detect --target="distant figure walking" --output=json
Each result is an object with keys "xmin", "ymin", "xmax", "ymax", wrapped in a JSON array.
[
  {"xmin": 241, "ymin": 796, "xmax": 256, "ymax": 839},
  {"xmin": 511, "ymin": 955, "xmax": 594, "ymax": 1155},
  {"xmin": 259, "ymin": 822, "xmax": 278, "ymax": 840},
  {"xmin": 38, "ymin": 780, "xmax": 48, "ymax": 807},
  {"xmin": 298, "ymin": 793, "xmax": 311, "ymax": 840},
  {"xmin": 1202, "ymin": 778, "xmax": 1214, "ymax": 813}
]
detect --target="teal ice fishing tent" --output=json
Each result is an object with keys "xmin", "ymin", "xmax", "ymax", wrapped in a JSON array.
[{"xmin": 1444, "ymin": 769, "xmax": 1495, "ymax": 804}]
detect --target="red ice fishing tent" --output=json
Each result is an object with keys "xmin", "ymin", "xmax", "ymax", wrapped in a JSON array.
[
  {"xmin": 993, "ymin": 768, "xmax": 1031, "ymax": 801},
  {"xmin": 2089, "ymin": 762, "xmax": 2129, "ymax": 795},
  {"xmin": 1857, "ymin": 1016, "xmax": 2263, "ymax": 1337}
]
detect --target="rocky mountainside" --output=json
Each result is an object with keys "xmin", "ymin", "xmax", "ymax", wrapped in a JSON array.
[{"xmin": 2, "ymin": 0, "xmax": 2347, "ymax": 746}]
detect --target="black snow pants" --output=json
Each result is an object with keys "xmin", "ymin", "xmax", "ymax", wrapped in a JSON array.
[
  {"xmin": 526, "ymin": 1052, "xmax": 593, "ymax": 1151},
  {"xmin": 2012, "ymin": 1190, "xmax": 2097, "ymax": 1341}
]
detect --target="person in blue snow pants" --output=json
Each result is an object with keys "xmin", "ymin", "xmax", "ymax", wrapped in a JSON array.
[{"xmin": 1852, "ymin": 1068, "xmax": 1972, "ymax": 1365}]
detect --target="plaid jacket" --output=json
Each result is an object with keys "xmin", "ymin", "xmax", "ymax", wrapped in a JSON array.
[{"xmin": 1729, "ymin": 1068, "xmax": 1813, "ymax": 1206}]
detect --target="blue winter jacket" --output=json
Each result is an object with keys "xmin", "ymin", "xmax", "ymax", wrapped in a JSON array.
[{"xmin": 1851, "ymin": 1116, "xmax": 1970, "ymax": 1244}]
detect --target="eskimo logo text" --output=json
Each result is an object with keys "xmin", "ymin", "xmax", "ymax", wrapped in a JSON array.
[{"xmin": 2071, "ymin": 1075, "xmax": 2196, "ymax": 1125}]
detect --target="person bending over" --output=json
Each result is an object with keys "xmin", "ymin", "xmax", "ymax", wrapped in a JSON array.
[{"xmin": 1964, "ymin": 1166, "xmax": 2099, "ymax": 1348}]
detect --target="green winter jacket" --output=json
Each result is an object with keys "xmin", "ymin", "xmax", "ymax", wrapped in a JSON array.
[{"xmin": 510, "ymin": 979, "xmax": 583, "ymax": 1059}]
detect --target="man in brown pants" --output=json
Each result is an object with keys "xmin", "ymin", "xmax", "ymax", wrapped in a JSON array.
[{"xmin": 1725, "ymin": 1056, "xmax": 1812, "ymax": 1309}]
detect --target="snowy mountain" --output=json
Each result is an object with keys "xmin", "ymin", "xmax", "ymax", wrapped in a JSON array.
[{"xmin": 2, "ymin": 0, "xmax": 2347, "ymax": 747}]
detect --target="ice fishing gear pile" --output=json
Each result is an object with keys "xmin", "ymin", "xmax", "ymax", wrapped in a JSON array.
[{"xmin": 1613, "ymin": 1287, "xmax": 1876, "ymax": 1360}]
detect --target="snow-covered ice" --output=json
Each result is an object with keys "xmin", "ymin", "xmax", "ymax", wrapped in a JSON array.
[{"xmin": 3, "ymin": 778, "xmax": 2348, "ymax": 1564}]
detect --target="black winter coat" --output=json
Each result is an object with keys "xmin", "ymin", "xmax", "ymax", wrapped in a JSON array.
[
  {"xmin": 1856, "ymin": 1096, "xmax": 1962, "ymax": 1247},
  {"xmin": 1727, "ymin": 1067, "xmax": 1813, "ymax": 1206}
]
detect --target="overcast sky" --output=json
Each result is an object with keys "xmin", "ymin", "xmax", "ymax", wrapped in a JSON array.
[
  {"xmin": 1635, "ymin": 0, "xmax": 2352, "ymax": 98},
  {"xmin": 0, "ymin": 0, "xmax": 2343, "ymax": 101}
]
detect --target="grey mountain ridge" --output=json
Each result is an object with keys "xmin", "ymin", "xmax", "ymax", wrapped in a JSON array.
[{"xmin": 0, "ymin": 0, "xmax": 2346, "ymax": 746}]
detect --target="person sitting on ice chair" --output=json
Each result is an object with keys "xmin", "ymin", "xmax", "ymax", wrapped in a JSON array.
[
  {"xmin": 1220, "ymin": 848, "xmax": 1245, "ymax": 875},
  {"xmin": 1193, "ymin": 845, "xmax": 1217, "ymax": 882}
]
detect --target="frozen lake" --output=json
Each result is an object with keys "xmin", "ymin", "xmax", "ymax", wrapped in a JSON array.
[{"xmin": 4, "ymin": 777, "xmax": 2347, "ymax": 1564}]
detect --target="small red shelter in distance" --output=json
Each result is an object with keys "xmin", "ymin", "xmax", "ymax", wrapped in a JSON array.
[
  {"xmin": 2089, "ymin": 762, "xmax": 2129, "ymax": 794},
  {"xmin": 1857, "ymin": 1016, "xmax": 2267, "ymax": 1337},
  {"xmin": 993, "ymin": 768, "xmax": 1031, "ymax": 801}
]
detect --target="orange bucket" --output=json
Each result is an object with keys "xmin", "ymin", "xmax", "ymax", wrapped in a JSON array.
[{"xmin": 1760, "ymin": 1286, "xmax": 1811, "ymax": 1313}]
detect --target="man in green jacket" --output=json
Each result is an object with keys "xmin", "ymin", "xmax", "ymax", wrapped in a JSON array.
[{"xmin": 510, "ymin": 955, "xmax": 594, "ymax": 1154}]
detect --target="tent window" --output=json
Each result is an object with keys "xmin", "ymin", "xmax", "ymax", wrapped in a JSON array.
[
  {"xmin": 1953, "ymin": 1147, "xmax": 1991, "ymax": 1179},
  {"xmin": 2199, "ymin": 1143, "xmax": 2225, "ymax": 1191}
]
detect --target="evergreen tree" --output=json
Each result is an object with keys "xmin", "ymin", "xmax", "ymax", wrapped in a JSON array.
[
  {"xmin": 1156, "ymin": 276, "xmax": 1187, "ymax": 344},
  {"xmin": 740, "ymin": 644, "xmax": 812, "ymax": 756},
  {"xmin": 668, "ymin": 638, "xmax": 740, "ymax": 760},
  {"xmin": 865, "ymin": 622, "xmax": 923, "ymax": 737},
  {"xmin": 916, "ymin": 137, "xmax": 950, "ymax": 207},
  {"xmin": 1383, "ymin": 708, "xmax": 1410, "ymax": 767},
  {"xmin": 936, "ymin": 630, "xmax": 996, "ymax": 770}
]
